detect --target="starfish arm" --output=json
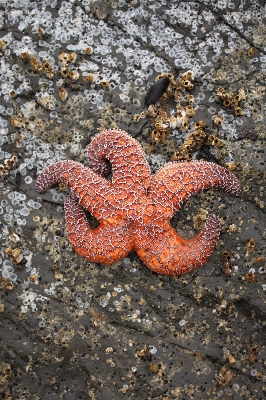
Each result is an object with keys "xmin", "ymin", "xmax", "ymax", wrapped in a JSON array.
[
  {"xmin": 87, "ymin": 129, "xmax": 151, "ymax": 196},
  {"xmin": 64, "ymin": 194, "xmax": 134, "ymax": 264},
  {"xmin": 35, "ymin": 160, "xmax": 116, "ymax": 220},
  {"xmin": 149, "ymin": 161, "xmax": 241, "ymax": 217},
  {"xmin": 135, "ymin": 214, "xmax": 221, "ymax": 276}
]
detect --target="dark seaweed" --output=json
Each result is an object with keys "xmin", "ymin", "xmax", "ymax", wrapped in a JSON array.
[{"xmin": 144, "ymin": 77, "xmax": 170, "ymax": 106}]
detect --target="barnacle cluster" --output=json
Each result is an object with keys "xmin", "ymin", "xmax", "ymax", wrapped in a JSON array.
[
  {"xmin": 216, "ymin": 87, "xmax": 246, "ymax": 116},
  {"xmin": 58, "ymin": 51, "xmax": 77, "ymax": 78},
  {"xmin": 134, "ymin": 72, "xmax": 196, "ymax": 147},
  {"xmin": 4, "ymin": 247, "xmax": 24, "ymax": 265},
  {"xmin": 222, "ymin": 250, "xmax": 240, "ymax": 276},
  {"xmin": 29, "ymin": 56, "xmax": 56, "ymax": 79},
  {"xmin": 0, "ymin": 277, "xmax": 15, "ymax": 291},
  {"xmin": 0, "ymin": 155, "xmax": 18, "ymax": 175},
  {"xmin": 215, "ymin": 366, "xmax": 234, "ymax": 388},
  {"xmin": 134, "ymin": 71, "xmax": 224, "ymax": 160}
]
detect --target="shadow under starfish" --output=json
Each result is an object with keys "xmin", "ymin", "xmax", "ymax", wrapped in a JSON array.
[{"xmin": 35, "ymin": 129, "xmax": 241, "ymax": 275}]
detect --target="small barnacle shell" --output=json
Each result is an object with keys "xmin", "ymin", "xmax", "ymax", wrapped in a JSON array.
[
  {"xmin": 12, "ymin": 248, "xmax": 23, "ymax": 264},
  {"xmin": 139, "ymin": 111, "xmax": 147, "ymax": 119},
  {"xmin": 234, "ymin": 94, "xmax": 241, "ymax": 102},
  {"xmin": 154, "ymin": 120, "xmax": 164, "ymax": 131},
  {"xmin": 162, "ymin": 119, "xmax": 170, "ymax": 130},
  {"xmin": 47, "ymin": 70, "xmax": 56, "ymax": 79},
  {"xmin": 42, "ymin": 61, "xmax": 50, "ymax": 71},
  {"xmin": 30, "ymin": 274, "xmax": 38, "ymax": 283},
  {"xmin": 85, "ymin": 46, "xmax": 94, "ymax": 55},
  {"xmin": 175, "ymin": 110, "xmax": 183, "ymax": 128},
  {"xmin": 234, "ymin": 106, "xmax": 244, "ymax": 116},
  {"xmin": 247, "ymin": 47, "xmax": 257, "ymax": 58},
  {"xmin": 174, "ymin": 90, "xmax": 183, "ymax": 102},
  {"xmin": 214, "ymin": 114, "xmax": 223, "ymax": 126},
  {"xmin": 59, "ymin": 52, "xmax": 69, "ymax": 66},
  {"xmin": 182, "ymin": 70, "xmax": 194, "ymax": 81},
  {"xmin": 171, "ymin": 152, "xmax": 179, "ymax": 161},
  {"xmin": 42, "ymin": 61, "xmax": 55, "ymax": 78},
  {"xmin": 181, "ymin": 116, "xmax": 189, "ymax": 131},
  {"xmin": 84, "ymin": 73, "xmax": 95, "ymax": 83},
  {"xmin": 38, "ymin": 27, "xmax": 45, "ymax": 38},
  {"xmin": 147, "ymin": 104, "xmax": 157, "ymax": 117},
  {"xmin": 222, "ymin": 99, "xmax": 231, "ymax": 108},
  {"xmin": 59, "ymin": 88, "xmax": 68, "ymax": 101},
  {"xmin": 159, "ymin": 110, "xmax": 167, "ymax": 121},
  {"xmin": 69, "ymin": 70, "xmax": 79, "ymax": 80},
  {"xmin": 187, "ymin": 94, "xmax": 194, "ymax": 104},
  {"xmin": 248, "ymin": 346, "xmax": 259, "ymax": 363},
  {"xmin": 245, "ymin": 238, "xmax": 255, "ymax": 253},
  {"xmin": 238, "ymin": 88, "xmax": 246, "ymax": 101},
  {"xmin": 133, "ymin": 114, "xmax": 140, "ymax": 123},
  {"xmin": 9, "ymin": 90, "xmax": 17, "ymax": 98},
  {"xmin": 149, "ymin": 363, "xmax": 160, "ymax": 374},
  {"xmin": 185, "ymin": 105, "xmax": 195, "ymax": 117},
  {"xmin": 31, "ymin": 57, "xmax": 42, "ymax": 72},
  {"xmin": 0, "ymin": 38, "xmax": 6, "ymax": 50},
  {"xmin": 224, "ymin": 161, "xmax": 237, "ymax": 171},
  {"xmin": 230, "ymin": 97, "xmax": 239, "ymax": 107},
  {"xmin": 206, "ymin": 135, "xmax": 216, "ymax": 146},
  {"xmin": 59, "ymin": 182, "xmax": 67, "ymax": 192},
  {"xmin": 69, "ymin": 52, "xmax": 77, "ymax": 63},
  {"xmin": 152, "ymin": 128, "xmax": 167, "ymax": 144},
  {"xmin": 138, "ymin": 345, "xmax": 150, "ymax": 357},
  {"xmin": 193, "ymin": 120, "xmax": 205, "ymax": 129},
  {"xmin": 228, "ymin": 354, "xmax": 236, "ymax": 365},
  {"xmin": 151, "ymin": 129, "xmax": 161, "ymax": 145},
  {"xmin": 1, "ymin": 280, "xmax": 15, "ymax": 291},
  {"xmin": 216, "ymin": 87, "xmax": 225, "ymax": 96},
  {"xmin": 182, "ymin": 79, "xmax": 190, "ymax": 88},
  {"xmin": 100, "ymin": 79, "xmax": 109, "ymax": 89},
  {"xmin": 169, "ymin": 115, "xmax": 177, "ymax": 130},
  {"xmin": 19, "ymin": 51, "xmax": 31, "ymax": 62},
  {"xmin": 0, "ymin": 165, "xmax": 8, "ymax": 175},
  {"xmin": 244, "ymin": 271, "xmax": 258, "ymax": 283},
  {"xmin": 145, "ymin": 77, "xmax": 170, "ymax": 106},
  {"xmin": 211, "ymin": 136, "xmax": 222, "ymax": 147}
]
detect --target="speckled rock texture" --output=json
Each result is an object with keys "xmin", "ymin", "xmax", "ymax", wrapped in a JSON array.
[{"xmin": 0, "ymin": 1, "xmax": 265, "ymax": 399}]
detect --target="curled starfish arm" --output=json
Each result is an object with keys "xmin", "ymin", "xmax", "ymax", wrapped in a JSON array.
[
  {"xmin": 88, "ymin": 129, "xmax": 151, "ymax": 195},
  {"xmin": 136, "ymin": 214, "xmax": 221, "ymax": 276},
  {"xmin": 64, "ymin": 194, "xmax": 134, "ymax": 264},
  {"xmin": 149, "ymin": 161, "xmax": 241, "ymax": 217},
  {"xmin": 35, "ymin": 160, "xmax": 116, "ymax": 220}
]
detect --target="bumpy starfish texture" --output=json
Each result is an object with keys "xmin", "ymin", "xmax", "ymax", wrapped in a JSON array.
[{"xmin": 35, "ymin": 129, "xmax": 241, "ymax": 275}]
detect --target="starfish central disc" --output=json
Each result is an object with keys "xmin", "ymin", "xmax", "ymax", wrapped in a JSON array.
[{"xmin": 35, "ymin": 129, "xmax": 241, "ymax": 275}]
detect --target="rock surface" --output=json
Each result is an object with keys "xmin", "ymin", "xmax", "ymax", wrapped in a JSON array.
[{"xmin": 0, "ymin": 1, "xmax": 265, "ymax": 399}]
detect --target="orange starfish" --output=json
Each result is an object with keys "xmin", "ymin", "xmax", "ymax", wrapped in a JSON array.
[{"xmin": 35, "ymin": 129, "xmax": 241, "ymax": 275}]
